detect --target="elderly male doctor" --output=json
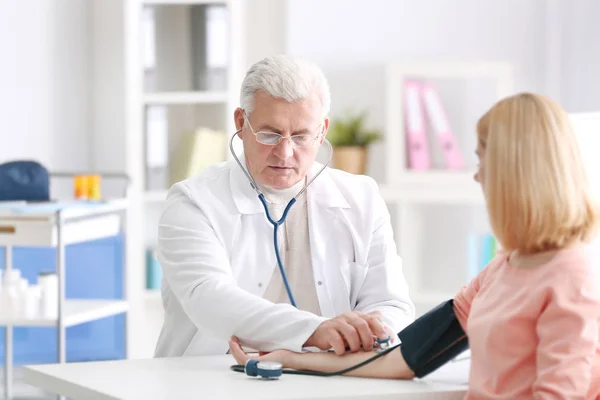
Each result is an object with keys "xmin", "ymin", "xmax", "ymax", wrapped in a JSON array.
[{"xmin": 155, "ymin": 55, "xmax": 414, "ymax": 357}]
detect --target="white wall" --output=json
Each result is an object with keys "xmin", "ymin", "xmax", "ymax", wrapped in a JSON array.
[
  {"xmin": 2, "ymin": 0, "xmax": 598, "ymax": 343},
  {"xmin": 286, "ymin": 0, "xmax": 547, "ymax": 181},
  {"xmin": 281, "ymin": 0, "xmax": 549, "ymax": 308},
  {"xmin": 543, "ymin": 0, "xmax": 600, "ymax": 113},
  {"xmin": 0, "ymin": 0, "xmax": 90, "ymax": 172},
  {"xmin": 244, "ymin": 0, "xmax": 287, "ymax": 67}
]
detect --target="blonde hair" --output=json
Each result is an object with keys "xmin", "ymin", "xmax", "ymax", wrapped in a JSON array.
[{"xmin": 477, "ymin": 92, "xmax": 599, "ymax": 255}]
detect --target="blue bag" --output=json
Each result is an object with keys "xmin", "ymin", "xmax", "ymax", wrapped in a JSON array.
[{"xmin": 0, "ymin": 160, "xmax": 50, "ymax": 202}]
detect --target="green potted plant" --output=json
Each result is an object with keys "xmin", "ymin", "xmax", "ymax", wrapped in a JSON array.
[{"xmin": 326, "ymin": 110, "xmax": 382, "ymax": 175}]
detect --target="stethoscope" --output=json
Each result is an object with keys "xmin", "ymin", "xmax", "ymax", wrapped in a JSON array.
[
  {"xmin": 228, "ymin": 126, "xmax": 333, "ymax": 307},
  {"xmin": 229, "ymin": 126, "xmax": 398, "ymax": 379},
  {"xmin": 230, "ymin": 338, "xmax": 400, "ymax": 379}
]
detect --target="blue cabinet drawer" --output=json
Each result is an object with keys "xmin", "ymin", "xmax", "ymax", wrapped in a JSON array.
[{"xmin": 0, "ymin": 234, "xmax": 125, "ymax": 364}]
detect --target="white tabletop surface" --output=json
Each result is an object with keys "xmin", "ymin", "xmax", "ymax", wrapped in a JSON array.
[
  {"xmin": 0, "ymin": 199, "xmax": 128, "ymax": 219},
  {"xmin": 23, "ymin": 355, "xmax": 470, "ymax": 400}
]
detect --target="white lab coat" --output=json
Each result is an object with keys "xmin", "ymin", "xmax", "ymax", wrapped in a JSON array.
[{"xmin": 154, "ymin": 158, "xmax": 415, "ymax": 357}]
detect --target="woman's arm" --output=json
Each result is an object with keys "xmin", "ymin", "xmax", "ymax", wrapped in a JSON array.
[
  {"xmin": 229, "ymin": 338, "xmax": 414, "ymax": 379},
  {"xmin": 230, "ymin": 295, "xmax": 471, "ymax": 380},
  {"xmin": 286, "ymin": 347, "xmax": 415, "ymax": 379},
  {"xmin": 453, "ymin": 254, "xmax": 502, "ymax": 329}
]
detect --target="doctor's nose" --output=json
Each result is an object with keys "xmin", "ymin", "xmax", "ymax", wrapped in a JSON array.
[{"xmin": 272, "ymin": 137, "xmax": 294, "ymax": 159}]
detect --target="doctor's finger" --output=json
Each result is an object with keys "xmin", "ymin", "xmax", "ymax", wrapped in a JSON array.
[
  {"xmin": 364, "ymin": 314, "xmax": 389, "ymax": 339},
  {"xmin": 343, "ymin": 315, "xmax": 374, "ymax": 351},
  {"xmin": 337, "ymin": 321, "xmax": 362, "ymax": 353},
  {"xmin": 328, "ymin": 329, "xmax": 347, "ymax": 355},
  {"xmin": 229, "ymin": 339, "xmax": 251, "ymax": 365}
]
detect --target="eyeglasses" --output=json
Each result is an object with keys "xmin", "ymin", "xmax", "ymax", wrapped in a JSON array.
[{"xmin": 243, "ymin": 112, "xmax": 323, "ymax": 148}]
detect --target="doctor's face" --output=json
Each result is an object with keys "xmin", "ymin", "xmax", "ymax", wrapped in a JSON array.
[{"xmin": 234, "ymin": 90, "xmax": 329, "ymax": 189}]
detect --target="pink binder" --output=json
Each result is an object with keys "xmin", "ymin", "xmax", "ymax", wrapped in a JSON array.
[
  {"xmin": 421, "ymin": 83, "xmax": 463, "ymax": 170},
  {"xmin": 404, "ymin": 80, "xmax": 430, "ymax": 170}
]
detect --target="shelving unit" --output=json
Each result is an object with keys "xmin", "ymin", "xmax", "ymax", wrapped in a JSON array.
[
  {"xmin": 123, "ymin": 0, "xmax": 245, "ymax": 307},
  {"xmin": 135, "ymin": 0, "xmax": 244, "ymax": 191},
  {"xmin": 144, "ymin": 190, "xmax": 169, "ymax": 203},
  {"xmin": 143, "ymin": 91, "xmax": 229, "ymax": 105},
  {"xmin": 0, "ymin": 200, "xmax": 129, "ymax": 399},
  {"xmin": 0, "ymin": 300, "xmax": 129, "ymax": 328},
  {"xmin": 378, "ymin": 171, "xmax": 483, "ymax": 205},
  {"xmin": 382, "ymin": 60, "xmax": 514, "ymax": 314},
  {"xmin": 389, "ymin": 112, "xmax": 600, "ymax": 311}
]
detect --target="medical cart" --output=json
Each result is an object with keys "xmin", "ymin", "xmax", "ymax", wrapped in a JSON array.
[{"xmin": 0, "ymin": 173, "xmax": 130, "ymax": 399}]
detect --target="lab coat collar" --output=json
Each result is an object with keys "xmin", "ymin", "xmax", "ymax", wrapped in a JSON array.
[{"xmin": 229, "ymin": 156, "xmax": 350, "ymax": 214}]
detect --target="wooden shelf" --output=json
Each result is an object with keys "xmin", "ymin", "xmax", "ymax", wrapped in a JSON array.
[{"xmin": 143, "ymin": 91, "xmax": 228, "ymax": 105}]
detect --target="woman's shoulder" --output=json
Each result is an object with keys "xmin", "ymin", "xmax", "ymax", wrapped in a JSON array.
[
  {"xmin": 550, "ymin": 243, "xmax": 599, "ymax": 283},
  {"xmin": 478, "ymin": 251, "xmax": 510, "ymax": 279}
]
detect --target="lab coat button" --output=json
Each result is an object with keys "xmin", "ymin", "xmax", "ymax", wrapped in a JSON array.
[
  {"xmin": 258, "ymin": 283, "xmax": 263, "ymax": 288},
  {"xmin": 318, "ymin": 281, "xmax": 323, "ymax": 286}
]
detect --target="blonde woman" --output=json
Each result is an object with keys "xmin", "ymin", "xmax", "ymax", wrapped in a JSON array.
[{"xmin": 229, "ymin": 92, "xmax": 600, "ymax": 399}]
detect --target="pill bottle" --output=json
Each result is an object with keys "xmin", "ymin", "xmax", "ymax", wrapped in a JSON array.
[{"xmin": 38, "ymin": 272, "xmax": 58, "ymax": 318}]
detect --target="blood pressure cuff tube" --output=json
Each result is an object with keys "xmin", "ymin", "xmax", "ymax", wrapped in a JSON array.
[{"xmin": 397, "ymin": 299, "xmax": 469, "ymax": 378}]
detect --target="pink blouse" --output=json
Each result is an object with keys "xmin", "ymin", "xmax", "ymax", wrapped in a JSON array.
[{"xmin": 454, "ymin": 245, "xmax": 600, "ymax": 399}]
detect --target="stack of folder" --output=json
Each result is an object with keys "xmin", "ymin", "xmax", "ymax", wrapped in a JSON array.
[
  {"xmin": 404, "ymin": 80, "xmax": 464, "ymax": 170},
  {"xmin": 169, "ymin": 127, "xmax": 227, "ymax": 186}
]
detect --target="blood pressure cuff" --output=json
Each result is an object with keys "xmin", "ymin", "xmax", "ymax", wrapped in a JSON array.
[{"xmin": 397, "ymin": 299, "xmax": 468, "ymax": 378}]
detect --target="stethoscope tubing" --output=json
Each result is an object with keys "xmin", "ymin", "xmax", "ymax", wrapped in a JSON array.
[
  {"xmin": 229, "ymin": 128, "xmax": 333, "ymax": 308},
  {"xmin": 230, "ymin": 342, "xmax": 401, "ymax": 378}
]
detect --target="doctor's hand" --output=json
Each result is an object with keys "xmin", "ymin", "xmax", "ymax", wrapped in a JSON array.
[
  {"xmin": 229, "ymin": 337, "xmax": 292, "ymax": 367},
  {"xmin": 303, "ymin": 311, "xmax": 389, "ymax": 355}
]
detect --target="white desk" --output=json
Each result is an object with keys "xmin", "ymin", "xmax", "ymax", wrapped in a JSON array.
[{"xmin": 23, "ymin": 355, "xmax": 469, "ymax": 400}]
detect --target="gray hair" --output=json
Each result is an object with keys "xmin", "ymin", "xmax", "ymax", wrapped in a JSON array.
[{"xmin": 240, "ymin": 55, "xmax": 331, "ymax": 119}]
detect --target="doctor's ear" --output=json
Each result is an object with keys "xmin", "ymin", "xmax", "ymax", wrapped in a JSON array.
[
  {"xmin": 234, "ymin": 108, "xmax": 245, "ymax": 136},
  {"xmin": 320, "ymin": 117, "xmax": 330, "ymax": 143}
]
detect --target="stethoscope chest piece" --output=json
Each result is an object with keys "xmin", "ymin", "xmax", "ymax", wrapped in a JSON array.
[
  {"xmin": 245, "ymin": 359, "xmax": 283, "ymax": 380},
  {"xmin": 375, "ymin": 337, "xmax": 392, "ymax": 352}
]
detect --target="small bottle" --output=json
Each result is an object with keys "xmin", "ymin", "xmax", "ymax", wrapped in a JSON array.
[
  {"xmin": 23, "ymin": 285, "xmax": 41, "ymax": 318},
  {"xmin": 38, "ymin": 272, "xmax": 58, "ymax": 319},
  {"xmin": 2, "ymin": 269, "xmax": 22, "ymax": 318},
  {"xmin": 74, "ymin": 175, "xmax": 89, "ymax": 200},
  {"xmin": 88, "ymin": 175, "xmax": 102, "ymax": 201},
  {"xmin": 16, "ymin": 277, "xmax": 29, "ymax": 316}
]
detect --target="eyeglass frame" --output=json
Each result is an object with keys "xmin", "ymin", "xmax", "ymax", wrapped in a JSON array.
[{"xmin": 242, "ymin": 110, "xmax": 325, "ymax": 148}]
